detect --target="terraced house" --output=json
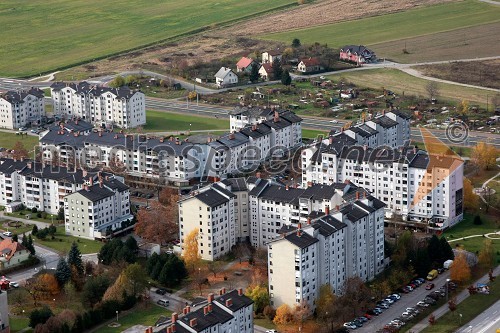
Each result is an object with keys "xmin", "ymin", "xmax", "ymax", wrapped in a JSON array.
[
  {"xmin": 0, "ymin": 88, "xmax": 45, "ymax": 129},
  {"xmin": 50, "ymin": 81, "xmax": 146, "ymax": 129}
]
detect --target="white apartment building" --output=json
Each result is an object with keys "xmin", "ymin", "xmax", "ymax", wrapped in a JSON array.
[
  {"xmin": 303, "ymin": 141, "xmax": 464, "ymax": 228},
  {"xmin": 156, "ymin": 289, "xmax": 253, "ymax": 333},
  {"xmin": 267, "ymin": 195, "xmax": 386, "ymax": 311},
  {"xmin": 40, "ymin": 109, "xmax": 302, "ymax": 183},
  {"xmin": 64, "ymin": 176, "xmax": 132, "ymax": 240},
  {"xmin": 0, "ymin": 88, "xmax": 45, "ymax": 129},
  {"xmin": 50, "ymin": 82, "xmax": 146, "ymax": 129},
  {"xmin": 178, "ymin": 182, "xmax": 236, "ymax": 261}
]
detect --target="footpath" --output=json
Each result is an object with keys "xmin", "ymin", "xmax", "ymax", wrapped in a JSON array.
[{"xmin": 410, "ymin": 265, "xmax": 500, "ymax": 333}]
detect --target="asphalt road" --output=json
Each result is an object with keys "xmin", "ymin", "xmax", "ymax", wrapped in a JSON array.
[
  {"xmin": 355, "ymin": 271, "xmax": 451, "ymax": 333},
  {"xmin": 456, "ymin": 299, "xmax": 500, "ymax": 333}
]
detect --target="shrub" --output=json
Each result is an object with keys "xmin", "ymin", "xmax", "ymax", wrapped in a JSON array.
[
  {"xmin": 29, "ymin": 306, "xmax": 53, "ymax": 328},
  {"xmin": 31, "ymin": 207, "xmax": 38, "ymax": 213},
  {"xmin": 41, "ymin": 212, "xmax": 47, "ymax": 219},
  {"xmin": 37, "ymin": 212, "xmax": 42, "ymax": 218},
  {"xmin": 473, "ymin": 215, "xmax": 482, "ymax": 225}
]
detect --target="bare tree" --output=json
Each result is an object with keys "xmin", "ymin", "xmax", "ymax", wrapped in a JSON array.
[{"xmin": 425, "ymin": 81, "xmax": 440, "ymax": 100}]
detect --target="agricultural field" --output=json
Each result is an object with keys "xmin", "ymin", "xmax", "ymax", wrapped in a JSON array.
[
  {"xmin": 327, "ymin": 68, "xmax": 492, "ymax": 105},
  {"xmin": 0, "ymin": 0, "xmax": 295, "ymax": 77},
  {"xmin": 261, "ymin": 0, "xmax": 500, "ymax": 62},
  {"xmin": 371, "ymin": 22, "xmax": 500, "ymax": 63},
  {"xmin": 417, "ymin": 59, "xmax": 500, "ymax": 90}
]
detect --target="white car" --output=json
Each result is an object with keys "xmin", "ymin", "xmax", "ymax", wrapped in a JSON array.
[
  {"xmin": 266, "ymin": 330, "xmax": 278, "ymax": 333},
  {"xmin": 9, "ymin": 282, "xmax": 19, "ymax": 288},
  {"xmin": 2, "ymin": 231, "xmax": 12, "ymax": 237},
  {"xmin": 329, "ymin": 120, "xmax": 339, "ymax": 123}
]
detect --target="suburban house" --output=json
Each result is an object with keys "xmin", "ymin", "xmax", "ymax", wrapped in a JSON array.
[
  {"xmin": 339, "ymin": 45, "xmax": 376, "ymax": 65},
  {"xmin": 0, "ymin": 239, "xmax": 30, "ymax": 269},
  {"xmin": 261, "ymin": 50, "xmax": 282, "ymax": 64},
  {"xmin": 236, "ymin": 57, "xmax": 258, "ymax": 73},
  {"xmin": 259, "ymin": 63, "xmax": 274, "ymax": 81},
  {"xmin": 215, "ymin": 67, "xmax": 238, "ymax": 88},
  {"xmin": 0, "ymin": 88, "xmax": 45, "ymax": 130},
  {"xmin": 297, "ymin": 57, "xmax": 322, "ymax": 73}
]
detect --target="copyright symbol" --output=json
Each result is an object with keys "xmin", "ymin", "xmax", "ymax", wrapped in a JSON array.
[{"xmin": 446, "ymin": 121, "xmax": 468, "ymax": 144}]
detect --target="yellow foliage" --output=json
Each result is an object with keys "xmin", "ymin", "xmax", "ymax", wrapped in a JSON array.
[
  {"xmin": 273, "ymin": 304, "xmax": 293, "ymax": 325},
  {"xmin": 183, "ymin": 229, "xmax": 200, "ymax": 269},
  {"xmin": 471, "ymin": 142, "xmax": 499, "ymax": 170},
  {"xmin": 463, "ymin": 178, "xmax": 479, "ymax": 211},
  {"xmin": 450, "ymin": 252, "xmax": 471, "ymax": 284}
]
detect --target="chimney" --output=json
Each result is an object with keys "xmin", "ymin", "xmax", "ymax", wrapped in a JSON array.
[
  {"xmin": 307, "ymin": 181, "xmax": 312, "ymax": 187},
  {"xmin": 167, "ymin": 327, "xmax": 172, "ymax": 333},
  {"xmin": 413, "ymin": 146, "xmax": 417, "ymax": 154},
  {"xmin": 229, "ymin": 132, "xmax": 235, "ymax": 140},
  {"xmin": 203, "ymin": 306, "xmax": 208, "ymax": 315},
  {"xmin": 99, "ymin": 179, "xmax": 103, "ymax": 188},
  {"xmin": 307, "ymin": 217, "xmax": 311, "ymax": 225},
  {"xmin": 225, "ymin": 299, "xmax": 232, "ymax": 307},
  {"xmin": 160, "ymin": 137, "xmax": 164, "ymax": 143},
  {"xmin": 356, "ymin": 191, "xmax": 360, "ymax": 200},
  {"xmin": 189, "ymin": 318, "xmax": 197, "ymax": 327},
  {"xmin": 105, "ymin": 175, "xmax": 109, "ymax": 181},
  {"xmin": 252, "ymin": 124, "xmax": 257, "ymax": 131},
  {"xmin": 208, "ymin": 304, "xmax": 213, "ymax": 313},
  {"xmin": 274, "ymin": 110, "xmax": 279, "ymax": 122},
  {"xmin": 27, "ymin": 162, "xmax": 32, "ymax": 169},
  {"xmin": 207, "ymin": 293, "xmax": 214, "ymax": 303},
  {"xmin": 186, "ymin": 305, "xmax": 191, "ymax": 313},
  {"xmin": 171, "ymin": 324, "xmax": 176, "ymax": 333},
  {"xmin": 182, "ymin": 307, "xmax": 187, "ymax": 315},
  {"xmin": 85, "ymin": 185, "xmax": 89, "ymax": 191},
  {"xmin": 222, "ymin": 287, "xmax": 226, "ymax": 294},
  {"xmin": 171, "ymin": 313, "xmax": 178, "ymax": 323},
  {"xmin": 336, "ymin": 205, "xmax": 340, "ymax": 211},
  {"xmin": 325, "ymin": 205, "xmax": 330, "ymax": 215},
  {"xmin": 329, "ymin": 136, "xmax": 333, "ymax": 145},
  {"xmin": 256, "ymin": 172, "xmax": 261, "ymax": 179},
  {"xmin": 363, "ymin": 191, "xmax": 367, "ymax": 198},
  {"xmin": 296, "ymin": 224, "xmax": 302, "ymax": 237},
  {"xmin": 238, "ymin": 288, "xmax": 243, "ymax": 296},
  {"xmin": 89, "ymin": 177, "xmax": 94, "ymax": 186},
  {"xmin": 285, "ymin": 185, "xmax": 289, "ymax": 191}
]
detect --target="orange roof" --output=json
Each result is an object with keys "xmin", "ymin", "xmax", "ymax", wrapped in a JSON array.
[
  {"xmin": 300, "ymin": 57, "xmax": 320, "ymax": 66},
  {"xmin": 0, "ymin": 239, "xmax": 26, "ymax": 262},
  {"xmin": 261, "ymin": 63, "xmax": 274, "ymax": 73},
  {"xmin": 236, "ymin": 57, "xmax": 254, "ymax": 69}
]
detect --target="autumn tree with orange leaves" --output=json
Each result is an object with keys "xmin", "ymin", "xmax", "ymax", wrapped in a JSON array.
[
  {"xmin": 12, "ymin": 141, "xmax": 29, "ymax": 160},
  {"xmin": 450, "ymin": 252, "xmax": 471, "ymax": 284},
  {"xmin": 134, "ymin": 187, "xmax": 179, "ymax": 244},
  {"xmin": 463, "ymin": 178, "xmax": 479, "ymax": 211},
  {"xmin": 471, "ymin": 142, "xmax": 499, "ymax": 171}
]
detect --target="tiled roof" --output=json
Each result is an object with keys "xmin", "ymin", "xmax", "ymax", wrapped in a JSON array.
[
  {"xmin": 0, "ymin": 239, "xmax": 26, "ymax": 261},
  {"xmin": 340, "ymin": 45, "xmax": 375, "ymax": 55},
  {"xmin": 236, "ymin": 57, "xmax": 255, "ymax": 69},
  {"xmin": 300, "ymin": 57, "xmax": 320, "ymax": 66}
]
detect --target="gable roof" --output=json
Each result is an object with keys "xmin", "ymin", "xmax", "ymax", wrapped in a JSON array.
[
  {"xmin": 74, "ymin": 183, "xmax": 115, "ymax": 202},
  {"xmin": 300, "ymin": 57, "xmax": 320, "ymax": 67},
  {"xmin": 260, "ymin": 63, "xmax": 274, "ymax": 74},
  {"xmin": 0, "ymin": 239, "xmax": 26, "ymax": 261},
  {"xmin": 50, "ymin": 81, "xmax": 141, "ymax": 99},
  {"xmin": 285, "ymin": 230, "xmax": 318, "ymax": 249},
  {"xmin": 215, "ymin": 289, "xmax": 254, "ymax": 311},
  {"xmin": 0, "ymin": 88, "xmax": 44, "ymax": 104},
  {"xmin": 214, "ymin": 67, "xmax": 235, "ymax": 79},
  {"xmin": 195, "ymin": 189, "xmax": 230, "ymax": 207},
  {"xmin": 236, "ymin": 57, "xmax": 255, "ymax": 69},
  {"xmin": 264, "ymin": 50, "xmax": 282, "ymax": 56},
  {"xmin": 340, "ymin": 45, "xmax": 375, "ymax": 56}
]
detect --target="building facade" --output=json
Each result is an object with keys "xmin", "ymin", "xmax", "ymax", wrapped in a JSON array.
[
  {"xmin": 50, "ymin": 82, "xmax": 146, "ymax": 129},
  {"xmin": 0, "ymin": 88, "xmax": 45, "ymax": 129}
]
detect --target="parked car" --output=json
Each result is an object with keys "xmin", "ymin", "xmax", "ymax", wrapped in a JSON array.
[
  {"xmin": 2, "ymin": 231, "xmax": 12, "ymax": 237},
  {"xmin": 390, "ymin": 293, "xmax": 401, "ymax": 300},
  {"xmin": 425, "ymin": 283, "xmax": 435, "ymax": 290},
  {"xmin": 384, "ymin": 298, "xmax": 395, "ymax": 304},
  {"xmin": 156, "ymin": 288, "xmax": 167, "ymax": 295},
  {"xmin": 9, "ymin": 282, "xmax": 19, "ymax": 288},
  {"xmin": 18, "ymin": 127, "xmax": 27, "ymax": 131},
  {"xmin": 424, "ymin": 297, "xmax": 437, "ymax": 305},
  {"xmin": 363, "ymin": 313, "xmax": 373, "ymax": 320},
  {"xmin": 343, "ymin": 322, "xmax": 357, "ymax": 329},
  {"xmin": 265, "ymin": 330, "xmax": 278, "ymax": 333},
  {"xmin": 417, "ymin": 301, "xmax": 430, "ymax": 307},
  {"xmin": 157, "ymin": 299, "xmax": 170, "ymax": 307},
  {"xmin": 356, "ymin": 316, "xmax": 368, "ymax": 323}
]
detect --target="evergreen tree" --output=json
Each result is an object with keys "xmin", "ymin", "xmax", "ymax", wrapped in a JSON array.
[
  {"xmin": 427, "ymin": 235, "xmax": 441, "ymax": 265},
  {"xmin": 21, "ymin": 232, "xmax": 28, "ymax": 247},
  {"xmin": 147, "ymin": 252, "xmax": 159, "ymax": 275},
  {"xmin": 292, "ymin": 38, "xmax": 301, "ymax": 47},
  {"xmin": 55, "ymin": 258, "xmax": 72, "ymax": 286},
  {"xmin": 124, "ymin": 236, "xmax": 139, "ymax": 253},
  {"xmin": 57, "ymin": 207, "xmax": 64, "ymax": 221},
  {"xmin": 12, "ymin": 233, "xmax": 18, "ymax": 242},
  {"xmin": 249, "ymin": 63, "xmax": 260, "ymax": 83},
  {"xmin": 68, "ymin": 242, "xmax": 84, "ymax": 274},
  {"xmin": 272, "ymin": 58, "xmax": 283, "ymax": 80},
  {"xmin": 414, "ymin": 248, "xmax": 432, "ymax": 278},
  {"xmin": 281, "ymin": 70, "xmax": 292, "ymax": 86},
  {"xmin": 32, "ymin": 224, "xmax": 39, "ymax": 236},
  {"xmin": 27, "ymin": 234, "xmax": 36, "ymax": 255},
  {"xmin": 439, "ymin": 237, "xmax": 454, "ymax": 263},
  {"xmin": 473, "ymin": 215, "xmax": 482, "ymax": 225},
  {"xmin": 151, "ymin": 261, "xmax": 164, "ymax": 281}
]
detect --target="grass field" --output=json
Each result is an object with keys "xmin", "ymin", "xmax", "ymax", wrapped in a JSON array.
[
  {"xmin": 302, "ymin": 129, "xmax": 327, "ymax": 139},
  {"xmin": 143, "ymin": 110, "xmax": 229, "ymax": 133},
  {"xmin": 0, "ymin": 0, "xmax": 295, "ymax": 77},
  {"xmin": 34, "ymin": 226, "xmax": 103, "ymax": 254},
  {"xmin": 327, "ymin": 68, "xmax": 491, "ymax": 105},
  {"xmin": 0, "ymin": 132, "xmax": 39, "ymax": 152},
  {"xmin": 93, "ymin": 304, "xmax": 170, "ymax": 333},
  {"xmin": 421, "ymin": 277, "xmax": 500, "ymax": 333},
  {"xmin": 261, "ymin": 1, "xmax": 500, "ymax": 52},
  {"xmin": 9, "ymin": 317, "xmax": 31, "ymax": 333}
]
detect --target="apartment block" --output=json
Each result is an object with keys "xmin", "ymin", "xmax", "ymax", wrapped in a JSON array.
[
  {"xmin": 40, "ymin": 108, "xmax": 302, "ymax": 183},
  {"xmin": 64, "ymin": 175, "xmax": 132, "ymax": 240},
  {"xmin": 50, "ymin": 81, "xmax": 146, "ymax": 129},
  {"xmin": 154, "ymin": 289, "xmax": 253, "ymax": 333},
  {"xmin": 267, "ymin": 194, "xmax": 385, "ymax": 311},
  {"xmin": 0, "ymin": 88, "xmax": 45, "ymax": 129}
]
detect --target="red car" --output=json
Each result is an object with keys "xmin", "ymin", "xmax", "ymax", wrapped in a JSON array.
[{"xmin": 425, "ymin": 283, "xmax": 435, "ymax": 290}]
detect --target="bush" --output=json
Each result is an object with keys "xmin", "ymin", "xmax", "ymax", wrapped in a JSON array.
[
  {"xmin": 31, "ymin": 207, "xmax": 38, "ymax": 213},
  {"xmin": 473, "ymin": 215, "xmax": 482, "ymax": 225},
  {"xmin": 37, "ymin": 212, "xmax": 42, "ymax": 218},
  {"xmin": 29, "ymin": 306, "xmax": 53, "ymax": 328},
  {"xmin": 41, "ymin": 212, "xmax": 47, "ymax": 219},
  {"xmin": 263, "ymin": 305, "xmax": 276, "ymax": 321}
]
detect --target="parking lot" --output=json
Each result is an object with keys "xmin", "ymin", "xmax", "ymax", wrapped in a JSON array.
[{"xmin": 353, "ymin": 271, "xmax": 451, "ymax": 332}]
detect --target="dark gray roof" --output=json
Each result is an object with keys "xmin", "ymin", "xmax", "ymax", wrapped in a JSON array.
[
  {"xmin": 279, "ymin": 111, "xmax": 302, "ymax": 124},
  {"xmin": 229, "ymin": 106, "xmax": 274, "ymax": 118},
  {"xmin": 263, "ymin": 117, "xmax": 292, "ymax": 130},
  {"xmin": 211, "ymin": 184, "xmax": 236, "ymax": 199},
  {"xmin": 215, "ymin": 289, "xmax": 254, "ymax": 311},
  {"xmin": 257, "ymin": 185, "xmax": 303, "ymax": 203},
  {"xmin": 220, "ymin": 178, "xmax": 247, "ymax": 191},
  {"xmin": 52, "ymin": 119, "xmax": 93, "ymax": 133},
  {"xmin": 312, "ymin": 215, "xmax": 346, "ymax": 236},
  {"xmin": 103, "ymin": 178, "xmax": 129, "ymax": 192},
  {"xmin": 75, "ymin": 184, "xmax": 114, "ymax": 202},
  {"xmin": 0, "ymin": 88, "xmax": 44, "ymax": 104},
  {"xmin": 0, "ymin": 158, "xmax": 31, "ymax": 174},
  {"xmin": 390, "ymin": 109, "xmax": 412, "ymax": 120},
  {"xmin": 409, "ymin": 153, "xmax": 429, "ymax": 169},
  {"xmin": 300, "ymin": 184, "xmax": 338, "ymax": 200},
  {"xmin": 239, "ymin": 123, "xmax": 272, "ymax": 139},
  {"xmin": 50, "ymin": 81, "xmax": 141, "ymax": 99},
  {"xmin": 216, "ymin": 132, "xmax": 249, "ymax": 148},
  {"xmin": 354, "ymin": 200, "xmax": 376, "ymax": 213},
  {"xmin": 368, "ymin": 196, "xmax": 386, "ymax": 210},
  {"xmin": 340, "ymin": 45, "xmax": 375, "ymax": 55},
  {"xmin": 341, "ymin": 203, "xmax": 368, "ymax": 222},
  {"xmin": 371, "ymin": 115, "xmax": 398, "ymax": 129},
  {"xmin": 180, "ymin": 302, "xmax": 234, "ymax": 332},
  {"xmin": 278, "ymin": 224, "xmax": 297, "ymax": 234},
  {"xmin": 195, "ymin": 189, "xmax": 230, "ymax": 207},
  {"xmin": 285, "ymin": 230, "xmax": 318, "ymax": 249}
]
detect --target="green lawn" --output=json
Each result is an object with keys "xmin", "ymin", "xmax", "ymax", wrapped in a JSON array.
[
  {"xmin": 9, "ymin": 317, "xmax": 31, "ymax": 333},
  {"xmin": 0, "ymin": 220, "xmax": 34, "ymax": 235},
  {"xmin": 302, "ymin": 129, "xmax": 327, "ymax": 139},
  {"xmin": 0, "ymin": 132, "xmax": 39, "ymax": 152},
  {"xmin": 261, "ymin": 0, "xmax": 500, "ymax": 49},
  {"xmin": 254, "ymin": 318, "xmax": 276, "ymax": 329},
  {"xmin": 326, "ymin": 68, "xmax": 491, "ymax": 105},
  {"xmin": 5, "ymin": 209, "xmax": 58, "ymax": 224},
  {"xmin": 34, "ymin": 226, "xmax": 103, "ymax": 254},
  {"xmin": 0, "ymin": 0, "xmax": 295, "ymax": 77},
  {"xmin": 421, "ymin": 277, "xmax": 500, "ymax": 333},
  {"xmin": 143, "ymin": 110, "xmax": 229, "ymax": 132},
  {"xmin": 93, "ymin": 304, "xmax": 171, "ymax": 333}
]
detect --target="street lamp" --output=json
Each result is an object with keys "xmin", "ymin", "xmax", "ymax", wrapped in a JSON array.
[
  {"xmin": 446, "ymin": 278, "xmax": 451, "ymax": 303},
  {"xmin": 116, "ymin": 310, "xmax": 119, "ymax": 323}
]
